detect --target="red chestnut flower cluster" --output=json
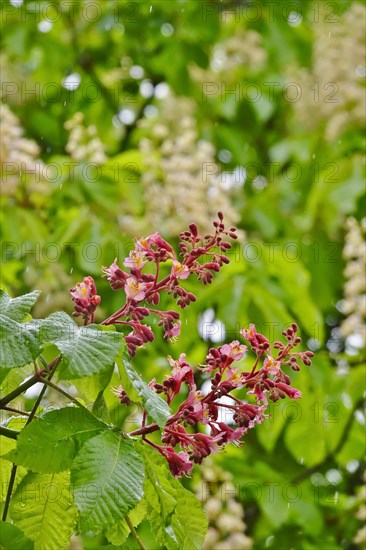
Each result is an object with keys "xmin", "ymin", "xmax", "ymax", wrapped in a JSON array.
[
  {"xmin": 124, "ymin": 323, "xmax": 313, "ymax": 477},
  {"xmin": 71, "ymin": 212, "xmax": 237, "ymax": 353},
  {"xmin": 70, "ymin": 214, "xmax": 314, "ymax": 477}
]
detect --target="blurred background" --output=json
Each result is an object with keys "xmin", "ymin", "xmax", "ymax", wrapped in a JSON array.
[{"xmin": 0, "ymin": 0, "xmax": 365, "ymax": 548}]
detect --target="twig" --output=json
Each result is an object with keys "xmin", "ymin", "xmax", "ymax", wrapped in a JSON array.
[
  {"xmin": 0, "ymin": 356, "xmax": 60, "ymax": 408},
  {"xmin": 129, "ymin": 422, "xmax": 159, "ymax": 437},
  {"xmin": 39, "ymin": 379, "xmax": 90, "ymax": 414},
  {"xmin": 3, "ymin": 406, "xmax": 32, "ymax": 417},
  {"xmin": 125, "ymin": 515, "xmax": 147, "ymax": 550},
  {"xmin": 1, "ymin": 465, "xmax": 17, "ymax": 521},
  {"xmin": 0, "ymin": 374, "xmax": 42, "ymax": 408}
]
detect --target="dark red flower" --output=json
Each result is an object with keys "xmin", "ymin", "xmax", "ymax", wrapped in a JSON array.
[{"xmin": 159, "ymin": 446, "xmax": 193, "ymax": 477}]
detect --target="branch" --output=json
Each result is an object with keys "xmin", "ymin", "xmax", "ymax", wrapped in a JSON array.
[{"xmin": 129, "ymin": 423, "xmax": 159, "ymax": 437}]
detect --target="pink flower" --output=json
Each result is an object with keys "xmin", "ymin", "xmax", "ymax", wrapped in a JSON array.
[
  {"xmin": 162, "ymin": 424, "xmax": 192, "ymax": 447},
  {"xmin": 171, "ymin": 260, "xmax": 190, "ymax": 280},
  {"xmin": 211, "ymin": 422, "xmax": 246, "ymax": 444},
  {"xmin": 161, "ymin": 355, "xmax": 195, "ymax": 403},
  {"xmin": 220, "ymin": 341, "xmax": 247, "ymax": 361},
  {"xmin": 164, "ymin": 321, "xmax": 181, "ymax": 340},
  {"xmin": 275, "ymin": 382, "xmax": 302, "ymax": 399},
  {"xmin": 136, "ymin": 232, "xmax": 173, "ymax": 254},
  {"xmin": 160, "ymin": 447, "xmax": 193, "ymax": 478},
  {"xmin": 225, "ymin": 367, "xmax": 243, "ymax": 388},
  {"xmin": 248, "ymin": 385, "xmax": 268, "ymax": 406},
  {"xmin": 70, "ymin": 276, "xmax": 101, "ymax": 321},
  {"xmin": 123, "ymin": 250, "xmax": 148, "ymax": 270},
  {"xmin": 124, "ymin": 276, "xmax": 146, "ymax": 302},
  {"xmin": 240, "ymin": 324, "xmax": 270, "ymax": 352},
  {"xmin": 190, "ymin": 433, "xmax": 219, "ymax": 463},
  {"xmin": 171, "ymin": 364, "xmax": 193, "ymax": 393},
  {"xmin": 102, "ymin": 259, "xmax": 128, "ymax": 290},
  {"xmin": 148, "ymin": 233, "xmax": 174, "ymax": 253},
  {"xmin": 176, "ymin": 390, "xmax": 204, "ymax": 424},
  {"xmin": 168, "ymin": 352, "xmax": 188, "ymax": 370},
  {"xmin": 263, "ymin": 355, "xmax": 281, "ymax": 375},
  {"xmin": 233, "ymin": 403, "xmax": 266, "ymax": 428},
  {"xmin": 135, "ymin": 236, "xmax": 152, "ymax": 252}
]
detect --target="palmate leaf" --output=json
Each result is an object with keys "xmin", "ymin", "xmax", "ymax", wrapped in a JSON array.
[
  {"xmin": 0, "ymin": 290, "xmax": 41, "ymax": 322},
  {"xmin": 9, "ymin": 471, "xmax": 77, "ymax": 550},
  {"xmin": 0, "ymin": 316, "xmax": 41, "ymax": 369},
  {"xmin": 71, "ymin": 431, "xmax": 144, "ymax": 533},
  {"xmin": 117, "ymin": 351, "xmax": 171, "ymax": 428},
  {"xmin": 6, "ymin": 407, "xmax": 106, "ymax": 473},
  {"xmin": 39, "ymin": 312, "xmax": 123, "ymax": 379},
  {"xmin": 142, "ymin": 444, "xmax": 208, "ymax": 550}
]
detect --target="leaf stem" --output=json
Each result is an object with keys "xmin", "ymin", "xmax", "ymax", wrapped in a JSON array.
[
  {"xmin": 39, "ymin": 379, "xmax": 90, "ymax": 414},
  {"xmin": 125, "ymin": 515, "xmax": 147, "ymax": 550}
]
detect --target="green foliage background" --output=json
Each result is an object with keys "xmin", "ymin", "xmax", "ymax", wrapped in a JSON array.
[{"xmin": 1, "ymin": 1, "xmax": 365, "ymax": 549}]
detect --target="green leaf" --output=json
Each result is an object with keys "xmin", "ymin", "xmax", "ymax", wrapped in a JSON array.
[
  {"xmin": 142, "ymin": 445, "xmax": 207, "ymax": 550},
  {"xmin": 143, "ymin": 447, "xmax": 178, "ymax": 549},
  {"xmin": 116, "ymin": 352, "xmax": 140, "ymax": 404},
  {"xmin": 117, "ymin": 352, "xmax": 170, "ymax": 428},
  {"xmin": 0, "ymin": 364, "xmax": 32, "ymax": 398},
  {"xmin": 71, "ymin": 431, "xmax": 144, "ymax": 532},
  {"xmin": 0, "ymin": 521, "xmax": 34, "ymax": 550},
  {"xmin": 0, "ymin": 316, "xmax": 41, "ymax": 369},
  {"xmin": 106, "ymin": 498, "xmax": 147, "ymax": 546},
  {"xmin": 7, "ymin": 407, "xmax": 105, "ymax": 473},
  {"xmin": 0, "ymin": 290, "xmax": 40, "ymax": 323},
  {"xmin": 1, "ymin": 417, "xmax": 28, "ymax": 504},
  {"xmin": 69, "ymin": 364, "xmax": 114, "ymax": 405},
  {"xmin": 40, "ymin": 312, "xmax": 123, "ymax": 379},
  {"xmin": 9, "ymin": 471, "xmax": 77, "ymax": 550},
  {"xmin": 170, "ymin": 486, "xmax": 209, "ymax": 550}
]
